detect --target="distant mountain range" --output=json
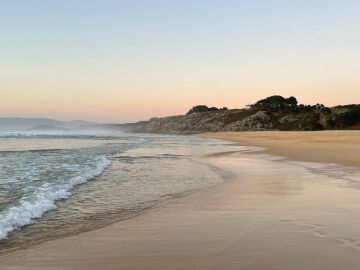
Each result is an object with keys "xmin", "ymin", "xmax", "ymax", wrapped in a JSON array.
[{"xmin": 0, "ymin": 118, "xmax": 97, "ymax": 131}]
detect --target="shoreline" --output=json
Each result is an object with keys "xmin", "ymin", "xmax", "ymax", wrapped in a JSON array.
[
  {"xmin": 1, "ymin": 131, "xmax": 360, "ymax": 269},
  {"xmin": 0, "ymin": 145, "xmax": 228, "ymax": 256},
  {"xmin": 200, "ymin": 130, "xmax": 360, "ymax": 167}
]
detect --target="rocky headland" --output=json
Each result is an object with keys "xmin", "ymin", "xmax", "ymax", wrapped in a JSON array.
[{"xmin": 120, "ymin": 95, "xmax": 360, "ymax": 134}]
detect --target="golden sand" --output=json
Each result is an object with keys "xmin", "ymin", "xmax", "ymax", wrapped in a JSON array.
[{"xmin": 200, "ymin": 130, "xmax": 360, "ymax": 167}]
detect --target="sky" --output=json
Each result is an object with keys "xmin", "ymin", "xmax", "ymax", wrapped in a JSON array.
[{"xmin": 0, "ymin": 0, "xmax": 359, "ymax": 123}]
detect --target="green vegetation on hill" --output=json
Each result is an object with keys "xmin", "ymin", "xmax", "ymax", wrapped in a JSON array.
[
  {"xmin": 122, "ymin": 95, "xmax": 360, "ymax": 133},
  {"xmin": 333, "ymin": 105, "xmax": 360, "ymax": 129},
  {"xmin": 250, "ymin": 95, "xmax": 298, "ymax": 110},
  {"xmin": 186, "ymin": 105, "xmax": 228, "ymax": 115}
]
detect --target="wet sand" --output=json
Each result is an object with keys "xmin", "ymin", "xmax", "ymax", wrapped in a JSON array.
[{"xmin": 1, "ymin": 131, "xmax": 360, "ymax": 270}]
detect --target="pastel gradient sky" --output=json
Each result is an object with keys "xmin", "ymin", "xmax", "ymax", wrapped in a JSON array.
[{"xmin": 1, "ymin": 0, "xmax": 359, "ymax": 123}]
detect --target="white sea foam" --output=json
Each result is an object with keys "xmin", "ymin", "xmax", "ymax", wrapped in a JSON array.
[{"xmin": 0, "ymin": 156, "xmax": 111, "ymax": 240}]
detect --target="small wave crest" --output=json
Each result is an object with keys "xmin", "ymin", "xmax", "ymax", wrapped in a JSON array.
[{"xmin": 0, "ymin": 156, "xmax": 111, "ymax": 240}]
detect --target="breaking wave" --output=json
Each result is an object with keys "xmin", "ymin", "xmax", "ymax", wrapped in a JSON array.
[{"xmin": 0, "ymin": 156, "xmax": 110, "ymax": 240}]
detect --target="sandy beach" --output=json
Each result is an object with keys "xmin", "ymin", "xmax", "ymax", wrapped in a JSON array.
[
  {"xmin": 2, "ymin": 0, "xmax": 360, "ymax": 268},
  {"xmin": 201, "ymin": 130, "xmax": 360, "ymax": 167},
  {"xmin": 1, "ymin": 131, "xmax": 360, "ymax": 270}
]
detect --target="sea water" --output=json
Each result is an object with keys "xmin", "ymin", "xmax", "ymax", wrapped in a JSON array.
[{"xmin": 0, "ymin": 131, "xmax": 237, "ymax": 253}]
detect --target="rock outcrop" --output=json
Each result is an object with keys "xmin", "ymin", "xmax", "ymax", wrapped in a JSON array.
[{"xmin": 223, "ymin": 111, "xmax": 273, "ymax": 131}]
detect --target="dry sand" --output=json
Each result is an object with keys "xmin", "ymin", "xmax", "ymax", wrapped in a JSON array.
[
  {"xmin": 1, "ymin": 131, "xmax": 360, "ymax": 270},
  {"xmin": 201, "ymin": 130, "xmax": 360, "ymax": 167}
]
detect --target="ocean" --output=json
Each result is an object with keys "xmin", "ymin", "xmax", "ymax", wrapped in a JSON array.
[
  {"xmin": 0, "ymin": 131, "xmax": 237, "ymax": 253},
  {"xmin": 3, "ymin": 131, "xmax": 360, "ymax": 259}
]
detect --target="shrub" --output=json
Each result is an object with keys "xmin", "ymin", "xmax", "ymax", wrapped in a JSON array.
[
  {"xmin": 186, "ymin": 105, "xmax": 219, "ymax": 115},
  {"xmin": 335, "ymin": 106, "xmax": 360, "ymax": 128}
]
